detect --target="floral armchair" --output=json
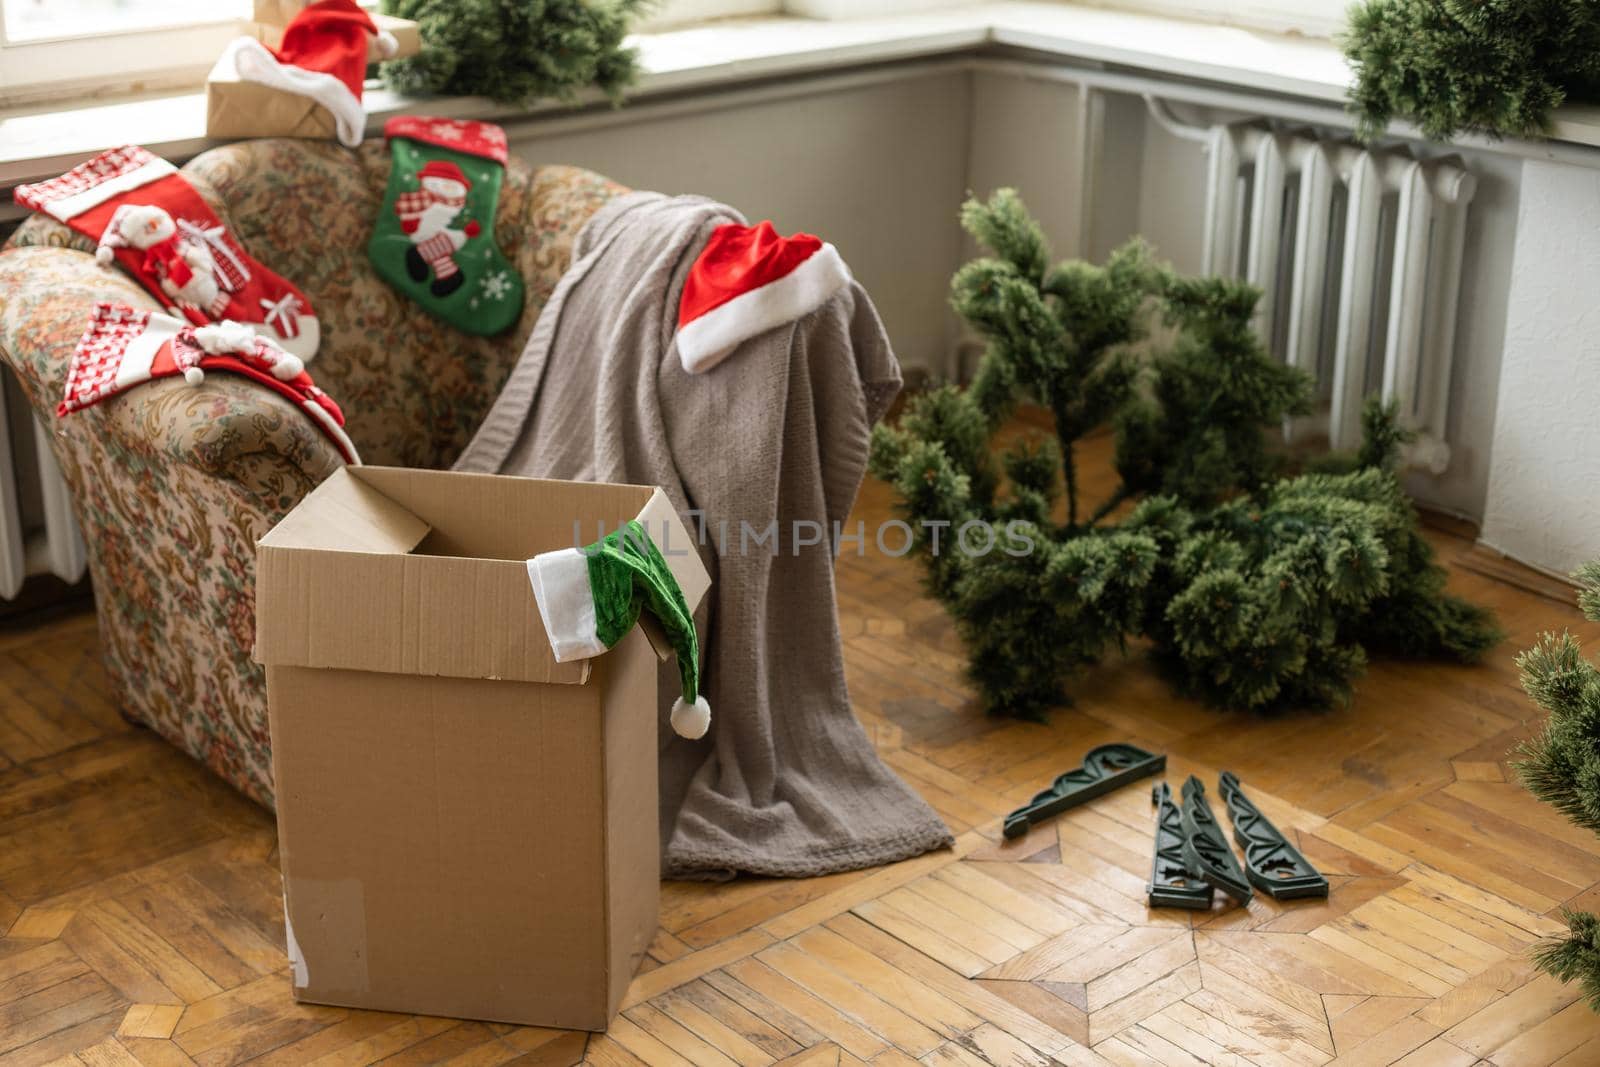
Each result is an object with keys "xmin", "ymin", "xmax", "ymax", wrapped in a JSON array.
[{"xmin": 0, "ymin": 138, "xmax": 624, "ymax": 806}]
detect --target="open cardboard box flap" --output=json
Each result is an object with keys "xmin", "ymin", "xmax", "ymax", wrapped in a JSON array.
[{"xmin": 255, "ymin": 467, "xmax": 710, "ymax": 685}]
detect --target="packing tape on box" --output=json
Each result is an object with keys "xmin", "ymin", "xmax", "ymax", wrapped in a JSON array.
[
  {"xmin": 284, "ymin": 876, "xmax": 369, "ymax": 993},
  {"xmin": 283, "ymin": 900, "xmax": 308, "ymax": 988}
]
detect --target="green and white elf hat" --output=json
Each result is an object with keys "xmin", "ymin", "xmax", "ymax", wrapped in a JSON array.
[{"xmin": 526, "ymin": 519, "xmax": 709, "ymax": 739}]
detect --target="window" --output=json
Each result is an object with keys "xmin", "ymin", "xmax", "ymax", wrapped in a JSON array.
[
  {"xmin": 0, "ymin": 0, "xmax": 250, "ymax": 105},
  {"xmin": 2, "ymin": 0, "xmax": 243, "ymax": 41}
]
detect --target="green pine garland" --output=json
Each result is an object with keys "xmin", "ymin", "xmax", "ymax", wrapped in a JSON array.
[
  {"xmin": 379, "ymin": 0, "xmax": 649, "ymax": 105},
  {"xmin": 868, "ymin": 188, "xmax": 1499, "ymax": 720},
  {"xmin": 1342, "ymin": 0, "xmax": 1600, "ymax": 141},
  {"xmin": 1516, "ymin": 562, "xmax": 1600, "ymax": 1009}
]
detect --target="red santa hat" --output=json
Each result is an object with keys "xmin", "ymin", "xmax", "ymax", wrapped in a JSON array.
[
  {"xmin": 675, "ymin": 221, "xmax": 852, "ymax": 374},
  {"xmin": 61, "ymin": 303, "xmax": 360, "ymax": 464},
  {"xmin": 226, "ymin": 0, "xmax": 398, "ymax": 149},
  {"xmin": 417, "ymin": 159, "xmax": 471, "ymax": 200}
]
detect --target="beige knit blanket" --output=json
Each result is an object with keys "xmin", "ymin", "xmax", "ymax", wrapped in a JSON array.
[{"xmin": 454, "ymin": 192, "xmax": 953, "ymax": 879}]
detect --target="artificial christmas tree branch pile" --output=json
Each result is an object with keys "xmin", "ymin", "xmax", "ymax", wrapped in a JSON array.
[
  {"xmin": 1516, "ymin": 562, "xmax": 1600, "ymax": 1009},
  {"xmin": 1343, "ymin": 0, "xmax": 1600, "ymax": 142},
  {"xmin": 379, "ymin": 0, "xmax": 646, "ymax": 105},
  {"xmin": 869, "ymin": 188, "xmax": 1499, "ymax": 720}
]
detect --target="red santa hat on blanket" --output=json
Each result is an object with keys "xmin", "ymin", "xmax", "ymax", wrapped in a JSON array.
[
  {"xmin": 225, "ymin": 0, "xmax": 398, "ymax": 148},
  {"xmin": 675, "ymin": 221, "xmax": 852, "ymax": 374},
  {"xmin": 61, "ymin": 303, "xmax": 360, "ymax": 464}
]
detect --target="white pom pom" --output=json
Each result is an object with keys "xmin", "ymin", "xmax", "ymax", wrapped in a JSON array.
[
  {"xmin": 271, "ymin": 354, "xmax": 304, "ymax": 381},
  {"xmin": 670, "ymin": 695, "xmax": 710, "ymax": 740},
  {"xmin": 183, "ymin": 366, "xmax": 205, "ymax": 386},
  {"xmin": 373, "ymin": 29, "xmax": 399, "ymax": 59},
  {"xmin": 95, "ymin": 245, "xmax": 115, "ymax": 266}
]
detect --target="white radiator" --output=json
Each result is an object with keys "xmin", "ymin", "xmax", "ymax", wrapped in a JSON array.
[
  {"xmin": 0, "ymin": 368, "xmax": 86, "ymax": 598},
  {"xmin": 1193, "ymin": 120, "xmax": 1476, "ymax": 473}
]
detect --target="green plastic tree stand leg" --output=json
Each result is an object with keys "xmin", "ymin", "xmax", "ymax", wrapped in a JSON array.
[
  {"xmin": 1178, "ymin": 775, "xmax": 1253, "ymax": 905},
  {"xmin": 1218, "ymin": 771, "xmax": 1329, "ymax": 900},
  {"xmin": 1002, "ymin": 743, "xmax": 1166, "ymax": 839},
  {"xmin": 1148, "ymin": 782, "xmax": 1214, "ymax": 909}
]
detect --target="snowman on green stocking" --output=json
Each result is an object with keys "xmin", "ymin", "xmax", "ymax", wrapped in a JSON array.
[{"xmin": 395, "ymin": 159, "xmax": 481, "ymax": 298}]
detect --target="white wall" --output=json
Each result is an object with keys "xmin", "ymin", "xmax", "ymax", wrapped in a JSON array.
[
  {"xmin": 1479, "ymin": 159, "xmax": 1600, "ymax": 578},
  {"xmin": 963, "ymin": 72, "xmax": 1150, "ymax": 263},
  {"xmin": 966, "ymin": 71, "xmax": 1086, "ymax": 257},
  {"xmin": 508, "ymin": 70, "xmax": 973, "ymax": 372}
]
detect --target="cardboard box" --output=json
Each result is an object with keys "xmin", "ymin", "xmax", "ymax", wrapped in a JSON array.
[
  {"xmin": 206, "ymin": 65, "xmax": 341, "ymax": 143},
  {"xmin": 205, "ymin": 3, "xmax": 421, "ymax": 144},
  {"xmin": 255, "ymin": 466, "xmax": 710, "ymax": 1029}
]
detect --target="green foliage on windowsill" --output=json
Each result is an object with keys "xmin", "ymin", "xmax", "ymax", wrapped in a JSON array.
[
  {"xmin": 868, "ymin": 188, "xmax": 1499, "ymax": 721},
  {"xmin": 1342, "ymin": 0, "xmax": 1600, "ymax": 142},
  {"xmin": 379, "ymin": 0, "xmax": 650, "ymax": 105}
]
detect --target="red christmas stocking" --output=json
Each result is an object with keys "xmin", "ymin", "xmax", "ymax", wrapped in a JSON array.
[
  {"xmin": 14, "ymin": 146, "xmax": 321, "ymax": 360},
  {"xmin": 59, "ymin": 303, "xmax": 358, "ymax": 464}
]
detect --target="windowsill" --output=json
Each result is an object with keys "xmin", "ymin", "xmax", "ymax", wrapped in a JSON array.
[
  {"xmin": 3, "ymin": 0, "xmax": 1597, "ymax": 192},
  {"xmin": 633, "ymin": 1, "xmax": 1351, "ymax": 100}
]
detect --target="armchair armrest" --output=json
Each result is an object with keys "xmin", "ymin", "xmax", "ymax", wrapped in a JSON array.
[
  {"xmin": 78, "ymin": 372, "xmax": 346, "ymax": 489},
  {"xmin": 0, "ymin": 244, "xmax": 344, "ymax": 507}
]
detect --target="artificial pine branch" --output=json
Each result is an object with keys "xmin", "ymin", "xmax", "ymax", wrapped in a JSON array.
[
  {"xmin": 870, "ymin": 188, "xmax": 1498, "ymax": 719},
  {"xmin": 1536, "ymin": 911, "xmax": 1600, "ymax": 1011},
  {"xmin": 380, "ymin": 0, "xmax": 650, "ymax": 105},
  {"xmin": 1062, "ymin": 441, "xmax": 1079, "ymax": 529},
  {"xmin": 1506, "ymin": 559, "xmax": 1600, "ymax": 1008},
  {"xmin": 1516, "ymin": 565, "xmax": 1600, "ymax": 835}
]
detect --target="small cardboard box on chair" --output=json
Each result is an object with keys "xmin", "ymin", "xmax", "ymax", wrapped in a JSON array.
[
  {"xmin": 205, "ymin": 0, "xmax": 421, "ymax": 143},
  {"xmin": 254, "ymin": 466, "xmax": 710, "ymax": 1030}
]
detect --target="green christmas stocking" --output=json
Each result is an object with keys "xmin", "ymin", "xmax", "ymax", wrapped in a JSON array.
[{"xmin": 367, "ymin": 116, "xmax": 523, "ymax": 334}]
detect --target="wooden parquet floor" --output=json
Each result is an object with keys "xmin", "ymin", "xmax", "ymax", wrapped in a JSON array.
[{"xmin": 2, "ymin": 434, "xmax": 1600, "ymax": 1066}]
